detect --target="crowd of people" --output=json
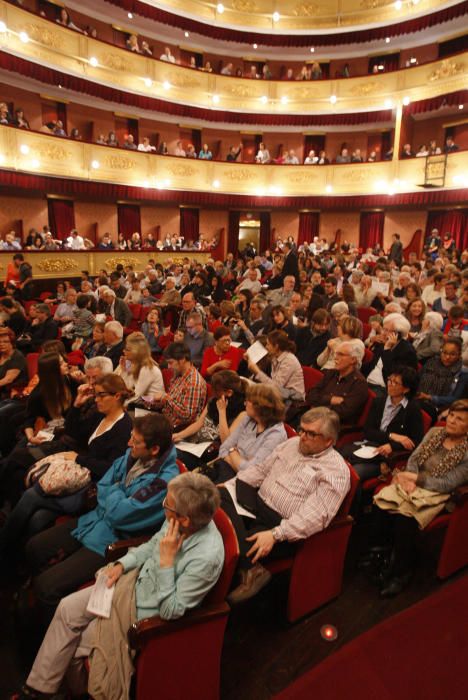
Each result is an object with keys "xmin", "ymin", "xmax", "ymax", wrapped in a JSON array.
[
  {"xmin": 11, "ymin": 4, "xmax": 452, "ymax": 82},
  {"xmin": 0, "ymin": 224, "xmax": 466, "ymax": 699}
]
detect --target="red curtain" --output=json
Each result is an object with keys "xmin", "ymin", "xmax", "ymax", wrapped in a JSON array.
[
  {"xmin": 0, "ymin": 53, "xmax": 394, "ymax": 127},
  {"xmin": 228, "ymin": 211, "xmax": 240, "ymax": 256},
  {"xmin": 180, "ymin": 208, "xmax": 199, "ymax": 244},
  {"xmin": 405, "ymin": 90, "xmax": 468, "ymax": 116},
  {"xmin": 298, "ymin": 212, "xmax": 320, "ymax": 246},
  {"xmin": 359, "ymin": 211, "xmax": 384, "ymax": 250},
  {"xmin": 104, "ymin": 0, "xmax": 468, "ymax": 46},
  {"xmin": 426, "ymin": 210, "xmax": 468, "ymax": 250},
  {"xmin": 117, "ymin": 203, "xmax": 141, "ymax": 238},
  {"xmin": 1, "ymin": 171, "xmax": 467, "ymax": 211},
  {"xmin": 403, "ymin": 229, "xmax": 423, "ymax": 261},
  {"xmin": 259, "ymin": 211, "xmax": 270, "ymax": 252},
  {"xmin": 47, "ymin": 198, "xmax": 75, "ymax": 239}
]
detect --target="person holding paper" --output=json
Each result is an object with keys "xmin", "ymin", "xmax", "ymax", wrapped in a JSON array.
[
  {"xmin": 341, "ymin": 366, "xmax": 423, "ymax": 481},
  {"xmin": 14, "ymin": 472, "xmax": 224, "ymax": 700},
  {"xmin": 24, "ymin": 414, "xmax": 179, "ymax": 620},
  {"xmin": 247, "ymin": 330, "xmax": 305, "ymax": 404},
  {"xmin": 220, "ymin": 407, "xmax": 350, "ymax": 604}
]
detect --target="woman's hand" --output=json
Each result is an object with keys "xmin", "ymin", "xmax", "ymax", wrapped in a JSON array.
[
  {"xmin": 28, "ymin": 435, "xmax": 48, "ymax": 445},
  {"xmin": 216, "ymin": 395, "xmax": 227, "ymax": 413},
  {"xmin": 61, "ymin": 451, "xmax": 78, "ymax": 461},
  {"xmin": 74, "ymin": 383, "xmax": 94, "ymax": 407},
  {"xmin": 384, "ymin": 331, "xmax": 398, "ymax": 350},
  {"xmin": 391, "ymin": 434, "xmax": 415, "ymax": 451},
  {"xmin": 172, "ymin": 432, "xmax": 182, "ymax": 443},
  {"xmin": 159, "ymin": 519, "xmax": 186, "ymax": 568},
  {"xmin": 217, "ymin": 359, "xmax": 232, "ymax": 369},
  {"xmin": 376, "ymin": 443, "xmax": 392, "ymax": 457},
  {"xmin": 105, "ymin": 562, "xmax": 124, "ymax": 588}
]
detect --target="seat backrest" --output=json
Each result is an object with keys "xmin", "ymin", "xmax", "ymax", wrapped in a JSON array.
[
  {"xmin": 284, "ymin": 423, "xmax": 298, "ymax": 438},
  {"xmin": 363, "ymin": 347, "xmax": 374, "ymax": 365},
  {"xmin": 421, "ymin": 410, "xmax": 432, "ymax": 433},
  {"xmin": 128, "ymin": 303, "xmax": 143, "ymax": 321},
  {"xmin": 176, "ymin": 459, "xmax": 187, "ymax": 473},
  {"xmin": 357, "ymin": 306, "xmax": 377, "ymax": 324},
  {"xmin": 337, "ymin": 462, "xmax": 360, "ymax": 518},
  {"xmin": 302, "ymin": 366, "xmax": 323, "ymax": 393},
  {"xmin": 161, "ymin": 367, "xmax": 174, "ymax": 391},
  {"xmin": 205, "ymin": 509, "xmax": 239, "ymax": 604},
  {"xmin": 361, "ymin": 322, "xmax": 371, "ymax": 342},
  {"xmin": 356, "ymin": 388, "xmax": 376, "ymax": 428},
  {"xmin": 26, "ymin": 352, "xmax": 39, "ymax": 380}
]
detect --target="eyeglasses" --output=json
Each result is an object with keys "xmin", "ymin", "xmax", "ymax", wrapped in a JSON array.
[
  {"xmin": 441, "ymin": 350, "xmax": 460, "ymax": 357},
  {"xmin": 387, "ymin": 377, "xmax": 403, "ymax": 386},
  {"xmin": 163, "ymin": 496, "xmax": 180, "ymax": 516},
  {"xmin": 299, "ymin": 427, "xmax": 324, "ymax": 439}
]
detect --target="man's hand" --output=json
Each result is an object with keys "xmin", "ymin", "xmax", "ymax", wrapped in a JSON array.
[
  {"xmin": 74, "ymin": 383, "xmax": 94, "ymax": 407},
  {"xmin": 384, "ymin": 331, "xmax": 398, "ymax": 350},
  {"xmin": 105, "ymin": 562, "xmax": 124, "ymax": 588},
  {"xmin": 391, "ymin": 434, "xmax": 415, "ymax": 451},
  {"xmin": 246, "ymin": 530, "xmax": 275, "ymax": 564},
  {"xmin": 330, "ymin": 396, "xmax": 344, "ymax": 406},
  {"xmin": 160, "ymin": 519, "xmax": 186, "ymax": 568},
  {"xmin": 417, "ymin": 392, "xmax": 431, "ymax": 401}
]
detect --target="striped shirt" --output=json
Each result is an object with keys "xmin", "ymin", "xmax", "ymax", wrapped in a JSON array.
[
  {"xmin": 162, "ymin": 366, "xmax": 207, "ymax": 427},
  {"xmin": 238, "ymin": 437, "xmax": 350, "ymax": 542}
]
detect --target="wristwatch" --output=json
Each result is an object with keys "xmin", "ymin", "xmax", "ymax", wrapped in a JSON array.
[
  {"xmin": 271, "ymin": 527, "xmax": 282, "ymax": 542},
  {"xmin": 228, "ymin": 447, "xmax": 236, "ymax": 455}
]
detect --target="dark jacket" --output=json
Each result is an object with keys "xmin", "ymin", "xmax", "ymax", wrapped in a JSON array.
[
  {"xmin": 388, "ymin": 240, "xmax": 403, "ymax": 266},
  {"xmin": 282, "ymin": 251, "xmax": 300, "ymax": 286},
  {"xmin": 103, "ymin": 340, "xmax": 125, "ymax": 369},
  {"xmin": 30, "ymin": 317, "xmax": 59, "ymax": 350},
  {"xmin": 106, "ymin": 298, "xmax": 132, "ymax": 327},
  {"xmin": 306, "ymin": 369, "xmax": 369, "ymax": 424},
  {"xmin": 363, "ymin": 340, "xmax": 418, "ymax": 382},
  {"xmin": 363, "ymin": 396, "xmax": 424, "ymax": 451},
  {"xmin": 296, "ymin": 328, "xmax": 330, "ymax": 367}
]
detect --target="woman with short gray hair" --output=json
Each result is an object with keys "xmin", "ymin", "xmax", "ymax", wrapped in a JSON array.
[{"xmin": 412, "ymin": 311, "xmax": 445, "ymax": 361}]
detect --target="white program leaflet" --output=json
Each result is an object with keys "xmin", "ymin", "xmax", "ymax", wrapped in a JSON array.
[
  {"xmin": 224, "ymin": 479, "xmax": 256, "ymax": 519},
  {"xmin": 354, "ymin": 445, "xmax": 380, "ymax": 459},
  {"xmin": 86, "ymin": 571, "xmax": 115, "ymax": 618},
  {"xmin": 245, "ymin": 341, "xmax": 268, "ymax": 365},
  {"xmin": 175, "ymin": 441, "xmax": 213, "ymax": 458}
]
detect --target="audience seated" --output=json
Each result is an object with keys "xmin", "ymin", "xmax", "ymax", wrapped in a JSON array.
[
  {"xmin": 417, "ymin": 337, "xmax": 467, "ymax": 421},
  {"xmin": 365, "ymin": 313, "xmax": 418, "ymax": 396},
  {"xmin": 220, "ymin": 407, "xmax": 350, "ymax": 603},
  {"xmin": 115, "ymin": 332, "xmax": 164, "ymax": 403},
  {"xmin": 342, "ymin": 366, "xmax": 423, "ymax": 481},
  {"xmin": 0, "ymin": 327, "xmax": 27, "ymax": 400},
  {"xmin": 24, "ymin": 413, "xmax": 179, "ymax": 618},
  {"xmin": 247, "ymin": 330, "xmax": 305, "ymax": 405}
]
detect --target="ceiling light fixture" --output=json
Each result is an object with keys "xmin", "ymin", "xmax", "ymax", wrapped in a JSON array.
[
  {"xmin": 329, "ymin": 95, "xmax": 337, "ymax": 104},
  {"xmin": 273, "ymin": 11, "xmax": 280, "ymax": 22},
  {"xmin": 325, "ymin": 185, "xmax": 333, "ymax": 193},
  {"xmin": 394, "ymin": 1, "xmax": 402, "ymax": 9},
  {"xmin": 163, "ymin": 80, "xmax": 171, "ymax": 90},
  {"xmin": 144, "ymin": 78, "xmax": 152, "ymax": 87},
  {"xmin": 385, "ymin": 37, "xmax": 390, "ymax": 44},
  {"xmin": 280, "ymin": 96, "xmax": 289, "ymax": 105},
  {"xmin": 184, "ymin": 31, "xmax": 190, "ymax": 38},
  {"xmin": 19, "ymin": 144, "xmax": 29, "ymax": 155},
  {"xmin": 310, "ymin": 47, "xmax": 315, "ymax": 53},
  {"xmin": 253, "ymin": 43, "xmax": 258, "ymax": 49},
  {"xmin": 19, "ymin": 31, "xmax": 29, "ymax": 43},
  {"xmin": 402, "ymin": 96, "xmax": 411, "ymax": 106},
  {"xmin": 260, "ymin": 95, "xmax": 268, "ymax": 104},
  {"xmin": 217, "ymin": 3, "xmax": 225, "ymax": 13},
  {"xmin": 212, "ymin": 94, "xmax": 220, "ymax": 104},
  {"xmin": 127, "ymin": 12, "xmax": 133, "ymax": 19},
  {"xmin": 89, "ymin": 56, "xmax": 98, "ymax": 67},
  {"xmin": 0, "ymin": 21, "xmax": 7, "ymax": 33}
]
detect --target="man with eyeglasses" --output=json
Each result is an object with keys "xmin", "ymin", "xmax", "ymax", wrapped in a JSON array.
[
  {"xmin": 25, "ymin": 414, "xmax": 179, "ymax": 620},
  {"xmin": 221, "ymin": 406, "xmax": 350, "ymax": 604}
]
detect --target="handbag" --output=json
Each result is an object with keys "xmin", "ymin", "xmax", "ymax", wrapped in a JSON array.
[{"xmin": 25, "ymin": 453, "xmax": 91, "ymax": 496}]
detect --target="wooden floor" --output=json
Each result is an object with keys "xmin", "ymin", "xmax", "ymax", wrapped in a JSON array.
[{"xmin": 0, "ymin": 528, "xmax": 464, "ymax": 700}]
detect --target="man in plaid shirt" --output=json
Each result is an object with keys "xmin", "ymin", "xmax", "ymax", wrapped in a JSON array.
[{"xmin": 150, "ymin": 342, "xmax": 207, "ymax": 428}]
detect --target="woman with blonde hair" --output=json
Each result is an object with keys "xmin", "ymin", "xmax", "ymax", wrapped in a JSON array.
[
  {"xmin": 247, "ymin": 330, "xmax": 305, "ymax": 403},
  {"xmin": 209, "ymin": 382, "xmax": 287, "ymax": 483},
  {"xmin": 116, "ymin": 332, "xmax": 164, "ymax": 402},
  {"xmin": 317, "ymin": 314, "xmax": 363, "ymax": 370}
]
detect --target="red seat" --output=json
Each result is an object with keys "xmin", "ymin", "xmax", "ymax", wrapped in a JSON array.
[
  {"xmin": 283, "ymin": 423, "xmax": 298, "ymax": 439},
  {"xmin": 363, "ymin": 347, "xmax": 373, "ymax": 365},
  {"xmin": 301, "ymin": 366, "xmax": 323, "ymax": 393},
  {"xmin": 361, "ymin": 322, "xmax": 371, "ymax": 342},
  {"xmin": 357, "ymin": 307, "xmax": 377, "ymax": 325},
  {"xmin": 336, "ymin": 389, "xmax": 376, "ymax": 448},
  {"xmin": 265, "ymin": 463, "xmax": 359, "ymax": 622},
  {"xmin": 161, "ymin": 367, "xmax": 173, "ymax": 391},
  {"xmin": 26, "ymin": 352, "xmax": 39, "ymax": 380},
  {"xmin": 128, "ymin": 509, "xmax": 239, "ymax": 700}
]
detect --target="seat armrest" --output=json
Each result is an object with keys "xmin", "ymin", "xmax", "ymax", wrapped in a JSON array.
[
  {"xmin": 105, "ymin": 535, "xmax": 151, "ymax": 562},
  {"xmin": 128, "ymin": 602, "xmax": 230, "ymax": 650},
  {"xmin": 452, "ymin": 485, "xmax": 468, "ymax": 505}
]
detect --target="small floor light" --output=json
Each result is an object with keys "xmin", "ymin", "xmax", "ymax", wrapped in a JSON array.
[{"xmin": 320, "ymin": 624, "xmax": 338, "ymax": 642}]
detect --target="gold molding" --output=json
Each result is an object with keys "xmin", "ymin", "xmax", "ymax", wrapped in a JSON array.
[
  {"xmin": 0, "ymin": 126, "xmax": 467, "ymax": 198},
  {"xmin": 2, "ymin": 2, "xmax": 467, "ymax": 117}
]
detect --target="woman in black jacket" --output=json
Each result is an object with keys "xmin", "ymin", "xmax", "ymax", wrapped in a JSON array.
[
  {"xmin": 0, "ymin": 375, "xmax": 133, "ymax": 558},
  {"xmin": 341, "ymin": 366, "xmax": 424, "ymax": 481}
]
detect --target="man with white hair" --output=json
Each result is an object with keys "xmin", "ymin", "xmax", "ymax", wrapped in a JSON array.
[
  {"xmin": 156, "ymin": 277, "xmax": 181, "ymax": 307},
  {"xmin": 267, "ymin": 275, "xmax": 296, "ymax": 307},
  {"xmin": 304, "ymin": 339, "xmax": 369, "ymax": 424},
  {"xmin": 365, "ymin": 313, "xmax": 418, "ymax": 395},
  {"xmin": 102, "ymin": 288, "xmax": 132, "ymax": 328},
  {"xmin": 237, "ymin": 267, "xmax": 262, "ymax": 295},
  {"xmin": 393, "ymin": 272, "xmax": 412, "ymax": 299},
  {"xmin": 354, "ymin": 275, "xmax": 377, "ymax": 307},
  {"xmin": 102, "ymin": 321, "xmax": 125, "ymax": 368}
]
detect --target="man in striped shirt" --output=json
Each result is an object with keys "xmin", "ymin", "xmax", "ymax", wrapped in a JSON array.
[{"xmin": 221, "ymin": 407, "xmax": 350, "ymax": 604}]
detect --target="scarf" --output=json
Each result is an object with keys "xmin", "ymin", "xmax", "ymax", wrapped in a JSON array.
[{"xmin": 414, "ymin": 428, "xmax": 468, "ymax": 477}]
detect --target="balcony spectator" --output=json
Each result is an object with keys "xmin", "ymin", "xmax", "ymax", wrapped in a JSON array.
[
  {"xmin": 416, "ymin": 144, "xmax": 429, "ymax": 157},
  {"xmin": 297, "ymin": 65, "xmax": 310, "ymax": 80},
  {"xmin": 53, "ymin": 120, "xmax": 67, "ymax": 137},
  {"xmin": 351, "ymin": 148, "xmax": 364, "ymax": 163},
  {"xmin": 317, "ymin": 150, "xmax": 330, "ymax": 164},
  {"xmin": 255, "ymin": 142, "xmax": 270, "ymax": 164},
  {"xmin": 56, "ymin": 8, "xmax": 83, "ymax": 33},
  {"xmin": 368, "ymin": 150, "xmax": 378, "ymax": 162},
  {"xmin": 124, "ymin": 134, "xmax": 137, "ymax": 150},
  {"xmin": 248, "ymin": 65, "xmax": 260, "ymax": 79},
  {"xmin": 227, "ymin": 143, "xmax": 242, "ymax": 162},
  {"xmin": 186, "ymin": 144, "xmax": 197, "ymax": 158},
  {"xmin": 160, "ymin": 46, "xmax": 175, "ymax": 63},
  {"xmin": 141, "ymin": 41, "xmax": 152, "ymax": 56},
  {"xmin": 202, "ymin": 61, "xmax": 213, "ymax": 73},
  {"xmin": 336, "ymin": 147, "xmax": 351, "ymax": 164},
  {"xmin": 13, "ymin": 108, "xmax": 29, "ymax": 129},
  {"xmin": 217, "ymin": 60, "xmax": 232, "ymax": 75},
  {"xmin": 284, "ymin": 149, "xmax": 299, "ymax": 164},
  {"xmin": 304, "ymin": 149, "xmax": 318, "ymax": 164},
  {"xmin": 157, "ymin": 141, "xmax": 168, "ymax": 155},
  {"xmin": 70, "ymin": 128, "xmax": 81, "ymax": 140},
  {"xmin": 310, "ymin": 62, "xmax": 322, "ymax": 79},
  {"xmin": 284, "ymin": 68, "xmax": 294, "ymax": 80},
  {"xmin": 262, "ymin": 63, "xmax": 272, "ymax": 79},
  {"xmin": 174, "ymin": 140, "xmax": 186, "ymax": 157},
  {"xmin": 401, "ymin": 143, "xmax": 414, "ymax": 158},
  {"xmin": 428, "ymin": 139, "xmax": 441, "ymax": 155},
  {"xmin": 137, "ymin": 136, "xmax": 156, "ymax": 152},
  {"xmin": 199, "ymin": 143, "xmax": 213, "ymax": 160},
  {"xmin": 65, "ymin": 229, "xmax": 85, "ymax": 250},
  {"xmin": 444, "ymin": 136, "xmax": 459, "ymax": 153},
  {"xmin": 107, "ymin": 131, "xmax": 119, "ymax": 147},
  {"xmin": 0, "ymin": 102, "xmax": 11, "ymax": 124},
  {"xmin": 126, "ymin": 34, "xmax": 141, "ymax": 53},
  {"xmin": 96, "ymin": 133, "xmax": 106, "ymax": 145}
]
